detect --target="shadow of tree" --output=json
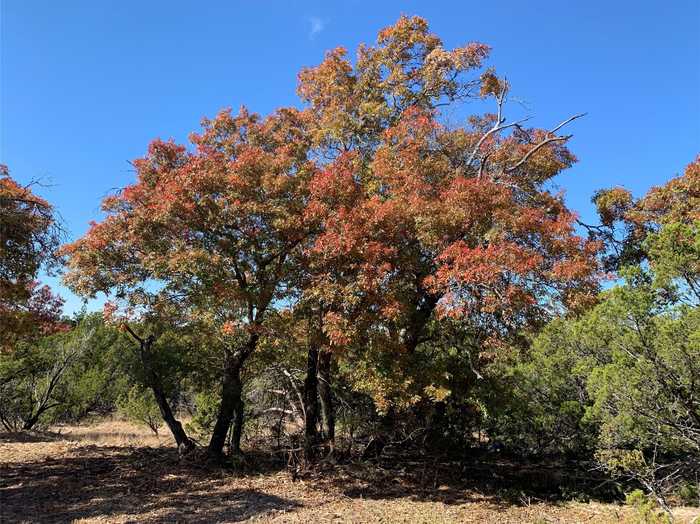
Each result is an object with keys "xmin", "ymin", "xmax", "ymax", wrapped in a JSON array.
[
  {"xmin": 0, "ymin": 437, "xmax": 626, "ymax": 523},
  {"xmin": 0, "ymin": 446, "xmax": 299, "ymax": 522},
  {"xmin": 306, "ymin": 454, "xmax": 620, "ymax": 507}
]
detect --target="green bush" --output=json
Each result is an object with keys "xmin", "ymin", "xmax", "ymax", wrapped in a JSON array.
[
  {"xmin": 185, "ymin": 391, "xmax": 220, "ymax": 440},
  {"xmin": 675, "ymin": 481, "xmax": 699, "ymax": 507},
  {"xmin": 625, "ymin": 490, "xmax": 671, "ymax": 524},
  {"xmin": 117, "ymin": 386, "xmax": 163, "ymax": 435}
]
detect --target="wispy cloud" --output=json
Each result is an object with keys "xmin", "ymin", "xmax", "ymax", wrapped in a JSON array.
[{"xmin": 308, "ymin": 16, "xmax": 325, "ymax": 39}]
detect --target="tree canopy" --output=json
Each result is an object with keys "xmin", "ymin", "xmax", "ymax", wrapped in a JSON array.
[
  {"xmin": 3, "ymin": 15, "xmax": 697, "ymax": 516},
  {"xmin": 0, "ymin": 165, "xmax": 63, "ymax": 350}
]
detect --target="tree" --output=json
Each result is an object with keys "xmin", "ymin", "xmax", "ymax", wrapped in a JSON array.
[
  {"xmin": 62, "ymin": 107, "xmax": 319, "ymax": 460},
  {"xmin": 0, "ymin": 165, "xmax": 63, "ymax": 350},
  {"xmin": 300, "ymin": 16, "xmax": 600, "ymax": 421},
  {"xmin": 492, "ymin": 156, "xmax": 700, "ymax": 512},
  {"xmin": 586, "ymin": 269, "xmax": 699, "ymax": 453},
  {"xmin": 118, "ymin": 320, "xmax": 195, "ymax": 451},
  {"xmin": 589, "ymin": 155, "xmax": 700, "ymax": 272},
  {"xmin": 0, "ymin": 325, "xmax": 93, "ymax": 431},
  {"xmin": 0, "ymin": 282, "xmax": 66, "ymax": 352},
  {"xmin": 60, "ymin": 312, "xmax": 133, "ymax": 421},
  {"xmin": 512, "ymin": 257, "xmax": 699, "ymax": 513},
  {"xmin": 63, "ymin": 15, "xmax": 601, "ymax": 460},
  {"xmin": 588, "ymin": 158, "xmax": 700, "ymax": 455}
]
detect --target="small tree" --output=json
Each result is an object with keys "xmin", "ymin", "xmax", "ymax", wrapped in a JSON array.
[
  {"xmin": 0, "ymin": 327, "xmax": 92, "ymax": 431},
  {"xmin": 118, "ymin": 385, "xmax": 163, "ymax": 436}
]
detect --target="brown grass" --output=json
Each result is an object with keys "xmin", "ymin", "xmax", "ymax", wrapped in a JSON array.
[{"xmin": 1, "ymin": 420, "xmax": 698, "ymax": 523}]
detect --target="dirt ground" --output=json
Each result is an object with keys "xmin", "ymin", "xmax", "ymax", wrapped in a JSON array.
[{"xmin": 1, "ymin": 420, "xmax": 698, "ymax": 523}]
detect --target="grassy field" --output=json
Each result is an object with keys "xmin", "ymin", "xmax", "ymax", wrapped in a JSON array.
[{"xmin": 1, "ymin": 420, "xmax": 698, "ymax": 523}]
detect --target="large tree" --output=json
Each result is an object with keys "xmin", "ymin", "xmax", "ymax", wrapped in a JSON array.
[
  {"xmin": 64, "ymin": 15, "xmax": 603, "ymax": 457},
  {"xmin": 62, "ymin": 108, "xmax": 318, "ymax": 459},
  {"xmin": 299, "ymin": 16, "xmax": 601, "ymax": 415}
]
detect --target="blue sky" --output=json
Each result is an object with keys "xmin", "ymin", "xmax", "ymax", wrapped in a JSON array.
[{"xmin": 1, "ymin": 1, "xmax": 699, "ymax": 314}]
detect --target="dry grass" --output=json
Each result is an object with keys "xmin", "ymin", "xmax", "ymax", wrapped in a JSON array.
[
  {"xmin": 1, "ymin": 420, "xmax": 698, "ymax": 523},
  {"xmin": 59, "ymin": 418, "xmax": 171, "ymax": 446}
]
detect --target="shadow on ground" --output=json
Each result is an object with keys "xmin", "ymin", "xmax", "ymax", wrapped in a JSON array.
[
  {"xmin": 1, "ymin": 431, "xmax": 624, "ymax": 523},
  {"xmin": 0, "ymin": 446, "xmax": 299, "ymax": 523},
  {"xmin": 306, "ymin": 452, "xmax": 621, "ymax": 508}
]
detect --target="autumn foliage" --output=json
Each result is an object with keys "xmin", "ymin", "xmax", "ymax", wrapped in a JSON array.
[
  {"xmin": 54, "ymin": 16, "xmax": 610, "ymax": 456},
  {"xmin": 0, "ymin": 20, "xmax": 682, "ymax": 513},
  {"xmin": 0, "ymin": 165, "xmax": 63, "ymax": 350}
]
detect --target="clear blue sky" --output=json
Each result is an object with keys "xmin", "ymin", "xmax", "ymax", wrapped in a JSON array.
[{"xmin": 1, "ymin": 0, "xmax": 699, "ymax": 314}]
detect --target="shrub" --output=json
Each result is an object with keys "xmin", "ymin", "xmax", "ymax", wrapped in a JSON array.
[
  {"xmin": 117, "ymin": 386, "xmax": 163, "ymax": 436},
  {"xmin": 185, "ymin": 391, "xmax": 220, "ymax": 440}
]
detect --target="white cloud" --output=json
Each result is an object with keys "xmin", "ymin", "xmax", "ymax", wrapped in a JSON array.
[{"xmin": 308, "ymin": 16, "xmax": 325, "ymax": 39}]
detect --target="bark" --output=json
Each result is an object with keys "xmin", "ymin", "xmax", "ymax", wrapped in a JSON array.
[
  {"xmin": 124, "ymin": 327, "xmax": 193, "ymax": 453},
  {"xmin": 231, "ymin": 395, "xmax": 244, "ymax": 455},
  {"xmin": 207, "ymin": 332, "xmax": 258, "ymax": 461},
  {"xmin": 318, "ymin": 349, "xmax": 335, "ymax": 447},
  {"xmin": 303, "ymin": 344, "xmax": 320, "ymax": 461},
  {"xmin": 150, "ymin": 379, "xmax": 192, "ymax": 451},
  {"xmin": 208, "ymin": 353, "xmax": 244, "ymax": 460}
]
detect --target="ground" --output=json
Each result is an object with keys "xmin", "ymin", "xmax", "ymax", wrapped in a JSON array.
[{"xmin": 1, "ymin": 420, "xmax": 698, "ymax": 523}]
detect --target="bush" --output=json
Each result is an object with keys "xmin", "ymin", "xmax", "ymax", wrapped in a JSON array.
[
  {"xmin": 625, "ymin": 490, "xmax": 672, "ymax": 524},
  {"xmin": 185, "ymin": 391, "xmax": 220, "ymax": 440},
  {"xmin": 0, "ymin": 328, "xmax": 93, "ymax": 431},
  {"xmin": 117, "ymin": 386, "xmax": 163, "ymax": 435},
  {"xmin": 675, "ymin": 480, "xmax": 700, "ymax": 507}
]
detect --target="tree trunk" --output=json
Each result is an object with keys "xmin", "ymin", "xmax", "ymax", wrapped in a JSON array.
[
  {"xmin": 404, "ymin": 291, "xmax": 438, "ymax": 353},
  {"xmin": 231, "ymin": 389, "xmax": 244, "ymax": 455},
  {"xmin": 425, "ymin": 400, "xmax": 448, "ymax": 452},
  {"xmin": 22, "ymin": 402, "xmax": 57, "ymax": 430},
  {"xmin": 303, "ymin": 344, "xmax": 320, "ymax": 461},
  {"xmin": 318, "ymin": 349, "xmax": 335, "ymax": 448},
  {"xmin": 22, "ymin": 415, "xmax": 40, "ymax": 431},
  {"xmin": 208, "ymin": 353, "xmax": 244, "ymax": 461},
  {"xmin": 139, "ymin": 335, "xmax": 193, "ymax": 452},
  {"xmin": 150, "ymin": 382, "xmax": 192, "ymax": 451},
  {"xmin": 208, "ymin": 332, "xmax": 258, "ymax": 461}
]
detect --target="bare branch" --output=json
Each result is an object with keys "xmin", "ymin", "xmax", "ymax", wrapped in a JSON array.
[
  {"xmin": 505, "ymin": 113, "xmax": 586, "ymax": 173},
  {"xmin": 506, "ymin": 135, "xmax": 572, "ymax": 173},
  {"xmin": 464, "ymin": 83, "xmax": 535, "ymax": 169},
  {"xmin": 549, "ymin": 112, "xmax": 587, "ymax": 135}
]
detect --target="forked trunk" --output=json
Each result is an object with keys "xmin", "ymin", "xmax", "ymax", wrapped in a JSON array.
[
  {"xmin": 208, "ymin": 354, "xmax": 244, "ymax": 461},
  {"xmin": 207, "ymin": 332, "xmax": 258, "ymax": 461}
]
